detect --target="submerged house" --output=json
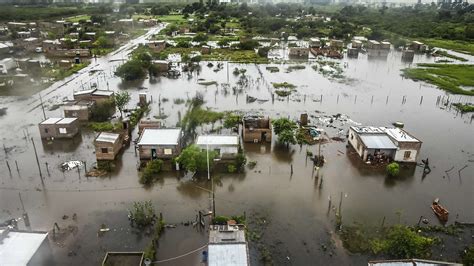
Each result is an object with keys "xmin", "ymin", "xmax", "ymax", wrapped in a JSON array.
[
  {"xmin": 38, "ymin": 117, "xmax": 79, "ymax": 139},
  {"xmin": 242, "ymin": 114, "xmax": 272, "ymax": 143},
  {"xmin": 348, "ymin": 126, "xmax": 422, "ymax": 163},
  {"xmin": 196, "ymin": 135, "xmax": 240, "ymax": 160},
  {"xmin": 208, "ymin": 223, "xmax": 249, "ymax": 266},
  {"xmin": 137, "ymin": 128, "xmax": 182, "ymax": 161},
  {"xmin": 94, "ymin": 132, "xmax": 123, "ymax": 161},
  {"xmin": 288, "ymin": 47, "xmax": 309, "ymax": 58}
]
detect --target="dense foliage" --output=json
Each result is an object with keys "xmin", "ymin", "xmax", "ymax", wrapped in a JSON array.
[
  {"xmin": 272, "ymin": 117, "xmax": 298, "ymax": 148},
  {"xmin": 386, "ymin": 162, "xmax": 400, "ymax": 177},
  {"xmin": 129, "ymin": 201, "xmax": 156, "ymax": 228},
  {"xmin": 140, "ymin": 160, "xmax": 163, "ymax": 185},
  {"xmin": 176, "ymin": 145, "xmax": 217, "ymax": 173}
]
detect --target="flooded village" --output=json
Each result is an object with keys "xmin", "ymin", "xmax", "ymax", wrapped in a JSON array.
[{"xmin": 0, "ymin": 2, "xmax": 473, "ymax": 266}]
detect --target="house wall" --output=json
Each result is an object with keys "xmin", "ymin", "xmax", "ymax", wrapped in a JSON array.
[
  {"xmin": 243, "ymin": 129, "xmax": 272, "ymax": 143},
  {"xmin": 64, "ymin": 108, "xmax": 90, "ymax": 121},
  {"xmin": 197, "ymin": 144, "xmax": 239, "ymax": 159},
  {"xmin": 38, "ymin": 124, "xmax": 58, "ymax": 139},
  {"xmin": 139, "ymin": 144, "xmax": 180, "ymax": 160},
  {"xmin": 393, "ymin": 142, "xmax": 422, "ymax": 163},
  {"xmin": 289, "ymin": 48, "xmax": 309, "ymax": 57},
  {"xmin": 27, "ymin": 236, "xmax": 53, "ymax": 266},
  {"xmin": 347, "ymin": 128, "xmax": 365, "ymax": 158},
  {"xmin": 95, "ymin": 139, "xmax": 122, "ymax": 161}
]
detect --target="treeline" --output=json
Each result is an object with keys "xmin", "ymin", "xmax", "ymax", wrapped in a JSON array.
[{"xmin": 0, "ymin": 4, "xmax": 112, "ymax": 22}]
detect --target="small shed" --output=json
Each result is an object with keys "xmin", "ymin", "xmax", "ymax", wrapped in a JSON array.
[
  {"xmin": 63, "ymin": 100, "xmax": 95, "ymax": 121},
  {"xmin": 38, "ymin": 117, "xmax": 79, "ymax": 139},
  {"xmin": 309, "ymin": 38, "xmax": 321, "ymax": 48},
  {"xmin": 196, "ymin": 135, "xmax": 240, "ymax": 159},
  {"xmin": 147, "ymin": 40, "xmax": 166, "ymax": 53},
  {"xmin": 137, "ymin": 128, "xmax": 182, "ymax": 160},
  {"xmin": 242, "ymin": 114, "xmax": 272, "ymax": 143},
  {"xmin": 138, "ymin": 118, "xmax": 161, "ymax": 134},
  {"xmin": 95, "ymin": 132, "xmax": 123, "ymax": 161}
]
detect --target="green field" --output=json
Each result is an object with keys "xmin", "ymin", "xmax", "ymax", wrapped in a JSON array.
[
  {"xmin": 453, "ymin": 103, "xmax": 474, "ymax": 113},
  {"xmin": 66, "ymin": 15, "xmax": 91, "ymax": 23},
  {"xmin": 402, "ymin": 63, "xmax": 474, "ymax": 96},
  {"xmin": 423, "ymin": 39, "xmax": 474, "ymax": 56}
]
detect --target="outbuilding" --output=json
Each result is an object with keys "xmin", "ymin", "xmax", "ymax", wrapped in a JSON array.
[
  {"xmin": 137, "ymin": 128, "xmax": 182, "ymax": 161},
  {"xmin": 38, "ymin": 117, "xmax": 79, "ymax": 139},
  {"xmin": 196, "ymin": 135, "xmax": 240, "ymax": 159},
  {"xmin": 73, "ymin": 88, "xmax": 114, "ymax": 104},
  {"xmin": 63, "ymin": 100, "xmax": 96, "ymax": 121},
  {"xmin": 94, "ymin": 132, "xmax": 123, "ymax": 161},
  {"xmin": 242, "ymin": 114, "xmax": 272, "ymax": 143}
]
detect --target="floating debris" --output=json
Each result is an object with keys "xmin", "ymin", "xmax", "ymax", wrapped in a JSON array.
[{"xmin": 61, "ymin": 161, "xmax": 84, "ymax": 171}]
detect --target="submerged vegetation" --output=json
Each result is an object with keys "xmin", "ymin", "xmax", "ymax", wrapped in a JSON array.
[
  {"xmin": 402, "ymin": 64, "xmax": 474, "ymax": 95},
  {"xmin": 453, "ymin": 103, "xmax": 474, "ymax": 113},
  {"xmin": 140, "ymin": 160, "xmax": 163, "ymax": 185}
]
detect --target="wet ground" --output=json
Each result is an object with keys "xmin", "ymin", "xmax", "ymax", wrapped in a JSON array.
[{"xmin": 0, "ymin": 26, "xmax": 473, "ymax": 265}]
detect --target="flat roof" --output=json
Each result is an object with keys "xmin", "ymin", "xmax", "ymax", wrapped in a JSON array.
[
  {"xmin": 74, "ymin": 89, "xmax": 96, "ymax": 96},
  {"xmin": 92, "ymin": 90, "xmax": 114, "ymax": 96},
  {"xmin": 209, "ymin": 225, "xmax": 246, "ymax": 243},
  {"xmin": 138, "ymin": 128, "xmax": 181, "ymax": 146},
  {"xmin": 96, "ymin": 132, "xmax": 120, "ymax": 143},
  {"xmin": 360, "ymin": 135, "xmax": 397, "ymax": 150},
  {"xmin": 351, "ymin": 126, "xmax": 386, "ymax": 134},
  {"xmin": 196, "ymin": 135, "xmax": 239, "ymax": 146},
  {"xmin": 385, "ymin": 128, "xmax": 420, "ymax": 143},
  {"xmin": 56, "ymin": 117, "xmax": 77, "ymax": 124},
  {"xmin": 208, "ymin": 243, "xmax": 248, "ymax": 266},
  {"xmin": 0, "ymin": 230, "xmax": 48, "ymax": 265},
  {"xmin": 40, "ymin": 117, "xmax": 62, "ymax": 125}
]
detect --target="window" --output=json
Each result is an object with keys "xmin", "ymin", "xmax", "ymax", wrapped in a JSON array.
[
  {"xmin": 101, "ymin": 148, "xmax": 108, "ymax": 154},
  {"xmin": 351, "ymin": 133, "xmax": 353, "ymax": 140},
  {"xmin": 44, "ymin": 128, "xmax": 48, "ymax": 133},
  {"xmin": 59, "ymin": 128, "xmax": 67, "ymax": 134},
  {"xmin": 404, "ymin": 151, "xmax": 411, "ymax": 159},
  {"xmin": 164, "ymin": 149, "xmax": 172, "ymax": 155}
]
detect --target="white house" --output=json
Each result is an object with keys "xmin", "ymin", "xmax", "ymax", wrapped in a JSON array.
[
  {"xmin": 348, "ymin": 126, "xmax": 422, "ymax": 163},
  {"xmin": 196, "ymin": 135, "xmax": 240, "ymax": 159}
]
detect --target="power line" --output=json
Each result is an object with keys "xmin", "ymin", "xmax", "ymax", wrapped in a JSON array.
[{"xmin": 151, "ymin": 243, "xmax": 208, "ymax": 264}]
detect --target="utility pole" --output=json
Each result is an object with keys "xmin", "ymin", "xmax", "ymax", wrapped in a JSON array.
[
  {"xmin": 39, "ymin": 93, "xmax": 46, "ymax": 120},
  {"xmin": 206, "ymin": 142, "xmax": 216, "ymax": 218},
  {"xmin": 31, "ymin": 137, "xmax": 44, "ymax": 185}
]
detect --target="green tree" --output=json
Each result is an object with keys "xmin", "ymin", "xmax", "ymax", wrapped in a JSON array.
[
  {"xmin": 177, "ymin": 145, "xmax": 217, "ymax": 173},
  {"xmin": 94, "ymin": 36, "xmax": 113, "ymax": 49},
  {"xmin": 386, "ymin": 162, "xmax": 400, "ymax": 177},
  {"xmin": 272, "ymin": 117, "xmax": 297, "ymax": 135},
  {"xmin": 114, "ymin": 91, "xmax": 131, "ymax": 118},
  {"xmin": 115, "ymin": 60, "xmax": 146, "ymax": 81},
  {"xmin": 193, "ymin": 33, "xmax": 208, "ymax": 42}
]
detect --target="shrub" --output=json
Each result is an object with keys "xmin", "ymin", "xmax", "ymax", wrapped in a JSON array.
[
  {"xmin": 386, "ymin": 162, "xmax": 400, "ymax": 177},
  {"xmin": 90, "ymin": 99, "xmax": 116, "ymax": 122},
  {"xmin": 129, "ymin": 201, "xmax": 156, "ymax": 228},
  {"xmin": 227, "ymin": 164, "xmax": 237, "ymax": 173},
  {"xmin": 223, "ymin": 113, "xmax": 242, "ymax": 128},
  {"xmin": 115, "ymin": 60, "xmax": 146, "ymax": 81},
  {"xmin": 176, "ymin": 145, "xmax": 217, "ymax": 173},
  {"xmin": 140, "ymin": 160, "xmax": 163, "ymax": 185}
]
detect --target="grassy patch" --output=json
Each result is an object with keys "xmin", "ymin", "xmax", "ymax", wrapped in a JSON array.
[
  {"xmin": 66, "ymin": 15, "xmax": 90, "ymax": 23},
  {"xmin": 266, "ymin": 66, "xmax": 279, "ymax": 73},
  {"xmin": 402, "ymin": 64, "xmax": 474, "ymax": 95},
  {"xmin": 272, "ymin": 82, "xmax": 297, "ymax": 89},
  {"xmin": 423, "ymin": 39, "xmax": 474, "ymax": 56},
  {"xmin": 45, "ymin": 62, "xmax": 89, "ymax": 81},
  {"xmin": 88, "ymin": 122, "xmax": 122, "ymax": 132},
  {"xmin": 453, "ymin": 103, "xmax": 474, "ymax": 113},
  {"xmin": 433, "ymin": 50, "xmax": 468, "ymax": 62}
]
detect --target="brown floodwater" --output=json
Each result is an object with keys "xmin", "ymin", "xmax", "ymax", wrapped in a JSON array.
[{"xmin": 0, "ymin": 26, "xmax": 473, "ymax": 265}]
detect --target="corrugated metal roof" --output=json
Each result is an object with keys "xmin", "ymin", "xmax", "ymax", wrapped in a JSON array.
[
  {"xmin": 208, "ymin": 244, "xmax": 248, "ymax": 266},
  {"xmin": 0, "ymin": 230, "xmax": 48, "ymax": 265},
  {"xmin": 138, "ymin": 128, "xmax": 181, "ymax": 146},
  {"xmin": 96, "ymin": 132, "xmax": 120, "ymax": 143},
  {"xmin": 196, "ymin": 135, "xmax": 239, "ymax": 146},
  {"xmin": 360, "ymin": 135, "xmax": 397, "ymax": 149}
]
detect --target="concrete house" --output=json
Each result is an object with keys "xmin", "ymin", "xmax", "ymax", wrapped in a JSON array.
[
  {"xmin": 63, "ymin": 100, "xmax": 96, "ymax": 121},
  {"xmin": 137, "ymin": 128, "xmax": 182, "ymax": 161},
  {"xmin": 208, "ymin": 223, "xmax": 249, "ymax": 266},
  {"xmin": 147, "ymin": 40, "xmax": 166, "ymax": 53},
  {"xmin": 38, "ymin": 117, "xmax": 80, "ymax": 139},
  {"xmin": 289, "ymin": 47, "xmax": 309, "ymax": 58},
  {"xmin": 94, "ymin": 132, "xmax": 123, "ymax": 161},
  {"xmin": 242, "ymin": 114, "xmax": 272, "ymax": 143},
  {"xmin": 347, "ymin": 126, "xmax": 422, "ymax": 164},
  {"xmin": 73, "ymin": 89, "xmax": 114, "ymax": 104},
  {"xmin": 0, "ymin": 229, "xmax": 53, "ymax": 266},
  {"xmin": 196, "ymin": 135, "xmax": 240, "ymax": 160}
]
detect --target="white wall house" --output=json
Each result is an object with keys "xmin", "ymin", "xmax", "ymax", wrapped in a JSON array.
[{"xmin": 196, "ymin": 135, "xmax": 240, "ymax": 160}]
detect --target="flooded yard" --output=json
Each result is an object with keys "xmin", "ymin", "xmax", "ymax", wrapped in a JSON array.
[{"xmin": 0, "ymin": 26, "xmax": 473, "ymax": 265}]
